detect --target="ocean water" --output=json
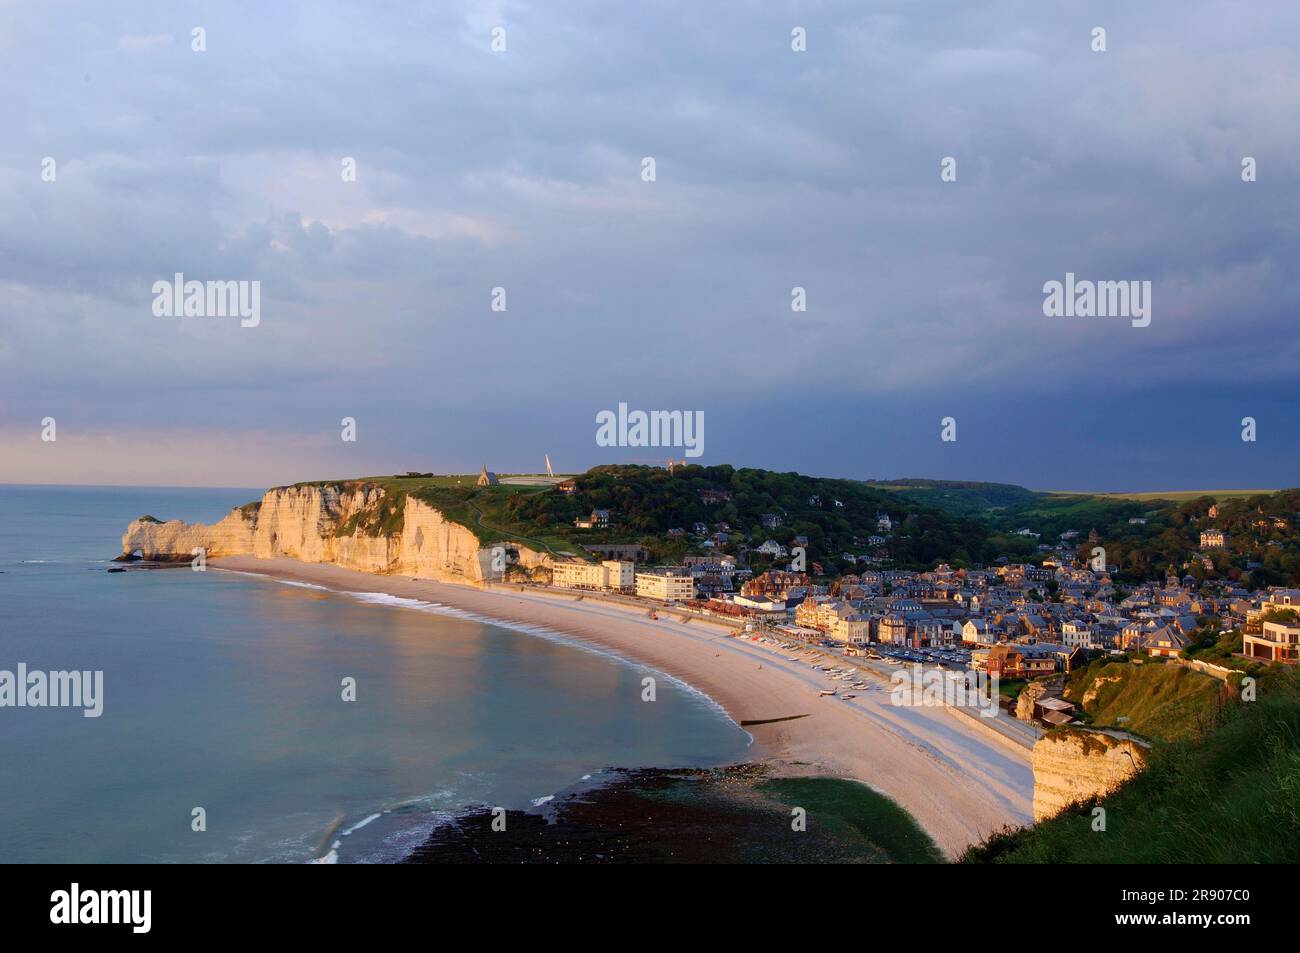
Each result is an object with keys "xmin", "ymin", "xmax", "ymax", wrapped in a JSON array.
[{"xmin": 0, "ymin": 485, "xmax": 751, "ymax": 863}]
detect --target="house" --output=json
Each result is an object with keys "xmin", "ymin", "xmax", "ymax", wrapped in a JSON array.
[
  {"xmin": 574, "ymin": 509, "xmax": 611, "ymax": 529},
  {"xmin": 476, "ymin": 465, "xmax": 499, "ymax": 486},
  {"xmin": 831, "ymin": 612, "xmax": 871, "ymax": 645},
  {"xmin": 1061, "ymin": 619, "xmax": 1094, "ymax": 649},
  {"xmin": 698, "ymin": 489, "xmax": 732, "ymax": 504},
  {"xmin": 1146, "ymin": 627, "xmax": 1191, "ymax": 658},
  {"xmin": 731, "ymin": 593, "xmax": 787, "ymax": 614},
  {"xmin": 1244, "ymin": 620, "xmax": 1300, "ymax": 664},
  {"xmin": 878, "ymin": 612, "xmax": 909, "ymax": 645},
  {"xmin": 795, "ymin": 595, "xmax": 830, "ymax": 629},
  {"xmin": 1120, "ymin": 619, "xmax": 1154, "ymax": 651},
  {"xmin": 755, "ymin": 539, "xmax": 787, "ymax": 558},
  {"xmin": 976, "ymin": 645, "xmax": 1029, "ymax": 678},
  {"xmin": 962, "ymin": 619, "xmax": 995, "ymax": 645},
  {"xmin": 876, "ymin": 513, "xmax": 893, "ymax": 532},
  {"xmin": 556, "ymin": 479, "xmax": 578, "ymax": 495},
  {"xmin": 1200, "ymin": 529, "xmax": 1227, "ymax": 549},
  {"xmin": 911, "ymin": 615, "xmax": 947, "ymax": 647},
  {"xmin": 812, "ymin": 599, "xmax": 854, "ymax": 632}
]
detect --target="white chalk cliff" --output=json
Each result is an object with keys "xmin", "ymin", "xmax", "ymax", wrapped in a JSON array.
[
  {"xmin": 1031, "ymin": 727, "xmax": 1150, "ymax": 821},
  {"xmin": 119, "ymin": 483, "xmax": 550, "ymax": 583}
]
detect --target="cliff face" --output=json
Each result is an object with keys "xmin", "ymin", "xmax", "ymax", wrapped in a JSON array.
[
  {"xmin": 1031, "ymin": 728, "xmax": 1150, "ymax": 821},
  {"xmin": 1015, "ymin": 681, "xmax": 1047, "ymax": 721},
  {"xmin": 119, "ymin": 484, "xmax": 549, "ymax": 583}
]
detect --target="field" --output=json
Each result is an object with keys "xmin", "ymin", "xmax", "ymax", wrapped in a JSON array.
[{"xmin": 1048, "ymin": 489, "xmax": 1275, "ymax": 502}]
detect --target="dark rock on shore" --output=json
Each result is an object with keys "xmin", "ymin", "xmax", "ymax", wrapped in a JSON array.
[{"xmin": 404, "ymin": 764, "xmax": 940, "ymax": 864}]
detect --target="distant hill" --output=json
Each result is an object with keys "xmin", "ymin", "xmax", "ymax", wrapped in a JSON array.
[
  {"xmin": 286, "ymin": 469, "xmax": 1300, "ymax": 586},
  {"xmin": 477, "ymin": 464, "xmax": 993, "ymax": 570},
  {"xmin": 867, "ymin": 479, "xmax": 1042, "ymax": 518}
]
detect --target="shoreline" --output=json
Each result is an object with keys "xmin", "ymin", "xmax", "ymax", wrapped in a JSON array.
[{"xmin": 210, "ymin": 555, "xmax": 1033, "ymax": 857}]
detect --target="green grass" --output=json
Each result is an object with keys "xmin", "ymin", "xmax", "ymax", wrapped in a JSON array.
[
  {"xmin": 1049, "ymin": 489, "xmax": 1275, "ymax": 502},
  {"xmin": 755, "ymin": 777, "xmax": 945, "ymax": 864},
  {"xmin": 962, "ymin": 667, "xmax": 1300, "ymax": 863},
  {"xmin": 408, "ymin": 484, "xmax": 585, "ymax": 556},
  {"xmin": 335, "ymin": 492, "xmax": 406, "ymax": 538},
  {"xmin": 1184, "ymin": 629, "xmax": 1273, "ymax": 677},
  {"xmin": 1065, "ymin": 660, "xmax": 1224, "ymax": 742},
  {"xmin": 998, "ymin": 678, "xmax": 1028, "ymax": 700},
  {"xmin": 266, "ymin": 476, "xmax": 580, "ymax": 555}
]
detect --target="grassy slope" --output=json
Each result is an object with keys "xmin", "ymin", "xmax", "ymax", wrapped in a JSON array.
[
  {"xmin": 1065, "ymin": 660, "xmax": 1226, "ymax": 742},
  {"xmin": 962, "ymin": 667, "xmax": 1300, "ymax": 864},
  {"xmin": 755, "ymin": 777, "xmax": 944, "ymax": 864},
  {"xmin": 1066, "ymin": 489, "xmax": 1277, "ymax": 502}
]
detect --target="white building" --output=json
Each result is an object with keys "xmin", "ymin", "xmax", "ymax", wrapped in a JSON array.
[
  {"xmin": 552, "ymin": 560, "xmax": 636, "ymax": 592},
  {"xmin": 603, "ymin": 560, "xmax": 636, "ymax": 591},
  {"xmin": 636, "ymin": 568, "xmax": 696, "ymax": 602},
  {"xmin": 1061, "ymin": 619, "xmax": 1095, "ymax": 649},
  {"xmin": 1200, "ymin": 529, "xmax": 1227, "ymax": 550},
  {"xmin": 962, "ymin": 618, "xmax": 994, "ymax": 645}
]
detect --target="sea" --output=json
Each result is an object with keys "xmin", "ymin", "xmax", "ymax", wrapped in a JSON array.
[{"xmin": 0, "ymin": 485, "xmax": 752, "ymax": 863}]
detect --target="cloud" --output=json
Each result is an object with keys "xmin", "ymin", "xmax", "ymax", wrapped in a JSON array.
[{"xmin": 2, "ymin": 0, "xmax": 1299, "ymax": 488}]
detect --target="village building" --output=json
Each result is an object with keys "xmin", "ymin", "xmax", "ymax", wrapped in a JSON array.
[
  {"xmin": 574, "ymin": 509, "xmax": 611, "ymax": 529},
  {"xmin": 1244, "ymin": 619, "xmax": 1300, "ymax": 664},
  {"xmin": 635, "ymin": 568, "xmax": 696, "ymax": 602},
  {"xmin": 1200, "ymin": 528, "xmax": 1227, "ymax": 549},
  {"xmin": 551, "ymin": 560, "xmax": 636, "ymax": 593}
]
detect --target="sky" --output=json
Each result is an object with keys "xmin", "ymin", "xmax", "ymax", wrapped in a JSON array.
[{"xmin": 2, "ymin": 0, "xmax": 1299, "ymax": 491}]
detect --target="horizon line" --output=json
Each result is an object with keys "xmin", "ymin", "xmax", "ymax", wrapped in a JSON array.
[{"xmin": 1, "ymin": 478, "xmax": 1289, "ymax": 497}]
